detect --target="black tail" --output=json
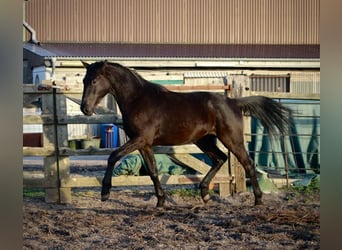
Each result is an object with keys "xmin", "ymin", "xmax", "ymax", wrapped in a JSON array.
[{"xmin": 235, "ymin": 96, "xmax": 292, "ymax": 137}]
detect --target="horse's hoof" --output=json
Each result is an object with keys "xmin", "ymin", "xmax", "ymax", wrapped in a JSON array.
[
  {"xmin": 254, "ymin": 200, "xmax": 263, "ymax": 206},
  {"xmin": 202, "ymin": 194, "xmax": 211, "ymax": 203},
  {"xmin": 156, "ymin": 204, "xmax": 165, "ymax": 210},
  {"xmin": 200, "ymin": 187, "xmax": 210, "ymax": 203},
  {"xmin": 101, "ymin": 193, "xmax": 110, "ymax": 201},
  {"xmin": 156, "ymin": 197, "xmax": 166, "ymax": 208}
]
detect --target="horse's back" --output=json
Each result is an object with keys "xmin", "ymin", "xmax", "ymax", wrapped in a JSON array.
[
  {"xmin": 149, "ymin": 89, "xmax": 240, "ymax": 124},
  {"xmin": 144, "ymin": 90, "xmax": 240, "ymax": 144}
]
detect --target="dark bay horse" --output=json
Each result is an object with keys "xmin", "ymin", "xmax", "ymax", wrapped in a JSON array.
[{"xmin": 80, "ymin": 60, "xmax": 292, "ymax": 207}]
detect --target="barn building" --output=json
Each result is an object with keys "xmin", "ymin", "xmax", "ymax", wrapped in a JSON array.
[{"xmin": 23, "ymin": 0, "xmax": 320, "ymax": 175}]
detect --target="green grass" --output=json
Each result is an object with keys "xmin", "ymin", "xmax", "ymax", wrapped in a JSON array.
[
  {"xmin": 168, "ymin": 188, "xmax": 201, "ymax": 197},
  {"xmin": 168, "ymin": 188, "xmax": 217, "ymax": 198},
  {"xmin": 283, "ymin": 178, "xmax": 320, "ymax": 202},
  {"xmin": 23, "ymin": 188, "xmax": 45, "ymax": 198},
  {"xmin": 72, "ymin": 190, "xmax": 97, "ymax": 197}
]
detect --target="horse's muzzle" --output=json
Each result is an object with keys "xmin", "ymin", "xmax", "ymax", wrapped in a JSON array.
[{"xmin": 80, "ymin": 104, "xmax": 93, "ymax": 116}]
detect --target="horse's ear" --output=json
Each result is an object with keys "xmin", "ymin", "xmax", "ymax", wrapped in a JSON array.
[{"xmin": 81, "ymin": 60, "xmax": 89, "ymax": 68}]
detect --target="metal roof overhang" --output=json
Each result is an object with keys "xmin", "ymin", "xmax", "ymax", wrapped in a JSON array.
[
  {"xmin": 24, "ymin": 43, "xmax": 320, "ymax": 69},
  {"xmin": 53, "ymin": 57, "xmax": 320, "ymax": 69}
]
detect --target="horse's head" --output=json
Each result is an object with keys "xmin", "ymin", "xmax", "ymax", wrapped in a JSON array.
[{"xmin": 80, "ymin": 60, "xmax": 112, "ymax": 116}]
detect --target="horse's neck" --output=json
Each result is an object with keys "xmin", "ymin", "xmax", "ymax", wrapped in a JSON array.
[{"xmin": 108, "ymin": 66, "xmax": 145, "ymax": 114}]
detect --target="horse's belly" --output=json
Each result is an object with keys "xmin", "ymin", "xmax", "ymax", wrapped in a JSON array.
[{"xmin": 153, "ymin": 123, "xmax": 213, "ymax": 145}]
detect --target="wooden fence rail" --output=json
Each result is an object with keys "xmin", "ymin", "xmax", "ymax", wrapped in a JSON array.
[{"xmin": 23, "ymin": 84, "xmax": 238, "ymax": 203}]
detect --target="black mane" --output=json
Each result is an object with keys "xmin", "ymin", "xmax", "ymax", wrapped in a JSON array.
[{"xmin": 106, "ymin": 61, "xmax": 168, "ymax": 92}]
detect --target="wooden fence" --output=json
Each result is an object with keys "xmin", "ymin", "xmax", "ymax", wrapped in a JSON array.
[{"xmin": 23, "ymin": 83, "xmax": 243, "ymax": 203}]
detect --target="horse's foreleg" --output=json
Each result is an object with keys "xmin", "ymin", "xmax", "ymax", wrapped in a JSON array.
[
  {"xmin": 101, "ymin": 158, "xmax": 114, "ymax": 201},
  {"xmin": 139, "ymin": 147, "xmax": 166, "ymax": 208},
  {"xmin": 101, "ymin": 138, "xmax": 143, "ymax": 201}
]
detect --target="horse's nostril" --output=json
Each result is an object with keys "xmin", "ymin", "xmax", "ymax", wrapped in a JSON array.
[
  {"xmin": 81, "ymin": 105, "xmax": 88, "ymax": 114},
  {"xmin": 81, "ymin": 105, "xmax": 93, "ymax": 116}
]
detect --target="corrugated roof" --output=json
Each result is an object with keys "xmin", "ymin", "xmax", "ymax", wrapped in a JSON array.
[
  {"xmin": 24, "ymin": 43, "xmax": 320, "ymax": 59},
  {"xmin": 25, "ymin": 0, "xmax": 319, "ymax": 44}
]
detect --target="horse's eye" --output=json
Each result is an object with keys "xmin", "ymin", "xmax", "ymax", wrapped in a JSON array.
[{"xmin": 91, "ymin": 79, "xmax": 96, "ymax": 85}]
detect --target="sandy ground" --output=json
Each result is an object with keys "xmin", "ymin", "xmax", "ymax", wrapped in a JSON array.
[
  {"xmin": 23, "ymin": 188, "xmax": 319, "ymax": 250},
  {"xmin": 23, "ymin": 156, "xmax": 319, "ymax": 249}
]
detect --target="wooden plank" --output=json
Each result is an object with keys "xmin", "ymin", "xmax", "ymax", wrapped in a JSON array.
[
  {"xmin": 25, "ymin": 83, "xmax": 231, "ymax": 94},
  {"xmin": 153, "ymin": 144, "xmax": 226, "ymax": 154},
  {"xmin": 59, "ymin": 147, "xmax": 115, "ymax": 156},
  {"xmin": 23, "ymin": 84, "xmax": 51, "ymax": 93},
  {"xmin": 166, "ymin": 85, "xmax": 230, "ymax": 91},
  {"xmin": 23, "ymin": 114, "xmax": 54, "ymax": 125},
  {"xmin": 64, "ymin": 94, "xmax": 116, "ymax": 114},
  {"xmin": 23, "ymin": 146, "xmax": 55, "ymax": 156},
  {"xmin": 250, "ymin": 91, "xmax": 320, "ymax": 100},
  {"xmin": 23, "ymin": 114, "xmax": 123, "ymax": 125},
  {"xmin": 154, "ymin": 145, "xmax": 203, "ymax": 154},
  {"xmin": 26, "ymin": 145, "xmax": 227, "ymax": 160},
  {"xmin": 170, "ymin": 154, "xmax": 211, "ymax": 174},
  {"xmin": 58, "ymin": 147, "xmax": 196, "ymax": 156},
  {"xmin": 59, "ymin": 114, "xmax": 123, "ymax": 125},
  {"xmin": 23, "ymin": 172, "xmax": 50, "ymax": 188},
  {"xmin": 24, "ymin": 83, "xmax": 319, "ymax": 99},
  {"xmin": 24, "ymin": 172, "xmax": 300, "ymax": 191},
  {"xmin": 23, "ymin": 177, "xmax": 46, "ymax": 188},
  {"xmin": 61, "ymin": 174, "xmax": 231, "ymax": 188},
  {"xmin": 23, "ymin": 175, "xmax": 59, "ymax": 188},
  {"xmin": 272, "ymin": 178, "xmax": 301, "ymax": 188}
]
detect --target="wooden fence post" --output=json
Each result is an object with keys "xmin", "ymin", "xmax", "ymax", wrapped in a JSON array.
[
  {"xmin": 54, "ymin": 89, "xmax": 72, "ymax": 203},
  {"xmin": 227, "ymin": 75, "xmax": 248, "ymax": 194},
  {"xmin": 41, "ymin": 89, "xmax": 71, "ymax": 203},
  {"xmin": 41, "ymin": 92, "xmax": 59, "ymax": 202},
  {"xmin": 231, "ymin": 155, "xmax": 246, "ymax": 193},
  {"xmin": 217, "ymin": 160, "xmax": 231, "ymax": 197},
  {"xmin": 216, "ymin": 76, "xmax": 233, "ymax": 197}
]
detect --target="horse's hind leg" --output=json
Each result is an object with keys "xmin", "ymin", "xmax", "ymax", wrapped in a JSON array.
[
  {"xmin": 218, "ymin": 134, "xmax": 263, "ymax": 206},
  {"xmin": 139, "ymin": 147, "xmax": 166, "ymax": 208},
  {"xmin": 195, "ymin": 135, "xmax": 228, "ymax": 203},
  {"xmin": 233, "ymin": 146, "xmax": 263, "ymax": 205}
]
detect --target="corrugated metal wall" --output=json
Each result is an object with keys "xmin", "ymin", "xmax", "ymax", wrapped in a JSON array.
[{"xmin": 24, "ymin": 0, "xmax": 319, "ymax": 44}]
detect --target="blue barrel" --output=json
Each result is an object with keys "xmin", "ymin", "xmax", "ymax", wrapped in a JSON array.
[{"xmin": 100, "ymin": 124, "xmax": 118, "ymax": 148}]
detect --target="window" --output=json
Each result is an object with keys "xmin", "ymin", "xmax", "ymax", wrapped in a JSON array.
[{"xmin": 250, "ymin": 74, "xmax": 290, "ymax": 92}]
